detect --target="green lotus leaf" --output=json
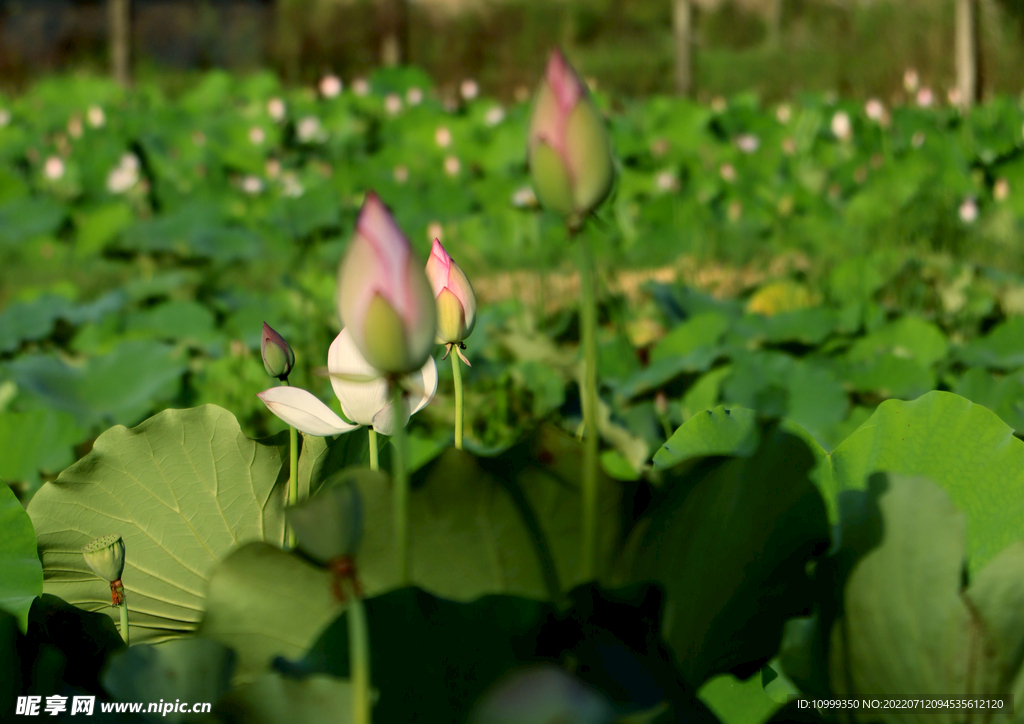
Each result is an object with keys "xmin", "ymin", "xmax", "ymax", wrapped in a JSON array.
[{"xmin": 27, "ymin": 405, "xmax": 291, "ymax": 645}]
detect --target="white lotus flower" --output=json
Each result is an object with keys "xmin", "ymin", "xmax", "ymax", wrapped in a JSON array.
[
  {"xmin": 406, "ymin": 87, "xmax": 424, "ymax": 106},
  {"xmin": 484, "ymin": 106, "xmax": 505, "ymax": 126},
  {"xmin": 319, "ymin": 74, "xmax": 342, "ymax": 98},
  {"xmin": 460, "ymin": 79, "xmax": 479, "ymax": 100},
  {"xmin": 831, "ymin": 111, "xmax": 852, "ymax": 142},
  {"xmin": 384, "ymin": 93, "xmax": 403, "ymax": 115},
  {"xmin": 257, "ymin": 328, "xmax": 437, "ymax": 437},
  {"xmin": 44, "ymin": 156, "xmax": 65, "ymax": 180},
  {"xmin": 267, "ymin": 97, "xmax": 287, "ymax": 121},
  {"xmin": 903, "ymin": 68, "xmax": 920, "ymax": 93},
  {"xmin": 87, "ymin": 105, "xmax": 106, "ymax": 128},
  {"xmin": 352, "ymin": 78, "xmax": 370, "ymax": 96},
  {"xmin": 865, "ymin": 98, "xmax": 885, "ymax": 121},
  {"xmin": 959, "ymin": 198, "xmax": 978, "ymax": 224}
]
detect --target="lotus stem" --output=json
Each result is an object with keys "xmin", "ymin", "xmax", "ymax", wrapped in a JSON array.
[
  {"xmin": 451, "ymin": 352, "xmax": 464, "ymax": 450},
  {"xmin": 578, "ymin": 234, "xmax": 599, "ymax": 582},
  {"xmin": 368, "ymin": 428, "xmax": 379, "ymax": 471},
  {"xmin": 391, "ymin": 382, "xmax": 410, "ymax": 584},
  {"xmin": 281, "ymin": 379, "xmax": 299, "ymax": 549},
  {"xmin": 344, "ymin": 579, "xmax": 371, "ymax": 724},
  {"xmin": 114, "ymin": 583, "xmax": 129, "ymax": 646}
]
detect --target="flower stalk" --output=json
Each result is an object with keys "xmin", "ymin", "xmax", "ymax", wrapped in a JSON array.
[
  {"xmin": 451, "ymin": 351, "xmax": 464, "ymax": 450},
  {"xmin": 577, "ymin": 232, "xmax": 599, "ymax": 582},
  {"xmin": 390, "ymin": 381, "xmax": 410, "ymax": 584},
  {"xmin": 344, "ymin": 578, "xmax": 371, "ymax": 724},
  {"xmin": 368, "ymin": 428, "xmax": 379, "ymax": 471}
]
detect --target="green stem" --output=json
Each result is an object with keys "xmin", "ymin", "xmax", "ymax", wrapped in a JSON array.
[
  {"xmin": 345, "ymin": 579, "xmax": 371, "ymax": 724},
  {"xmin": 578, "ymin": 235, "xmax": 599, "ymax": 583},
  {"xmin": 391, "ymin": 382, "xmax": 410, "ymax": 584},
  {"xmin": 281, "ymin": 379, "xmax": 299, "ymax": 549},
  {"xmin": 368, "ymin": 428, "xmax": 379, "ymax": 471},
  {"xmin": 451, "ymin": 350, "xmax": 464, "ymax": 450},
  {"xmin": 118, "ymin": 595, "xmax": 129, "ymax": 646}
]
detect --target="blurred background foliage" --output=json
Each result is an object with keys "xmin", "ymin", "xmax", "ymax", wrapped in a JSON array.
[{"xmin": 1, "ymin": 0, "xmax": 1023, "ymax": 102}]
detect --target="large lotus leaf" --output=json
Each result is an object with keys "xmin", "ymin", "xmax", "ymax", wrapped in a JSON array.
[
  {"xmin": 653, "ymin": 406, "xmax": 758, "ymax": 470},
  {"xmin": 839, "ymin": 353, "xmax": 936, "ymax": 400},
  {"xmin": 0, "ymin": 482, "xmax": 42, "ymax": 632},
  {"xmin": 0, "ymin": 294, "xmax": 74, "ymax": 354},
  {"xmin": 955, "ymin": 317, "xmax": 1024, "ymax": 370},
  {"xmin": 821, "ymin": 391, "xmax": 1024, "ymax": 572},
  {"xmin": 735, "ymin": 307, "xmax": 838, "ymax": 346},
  {"xmin": 698, "ymin": 672, "xmax": 780, "ymax": 724},
  {"xmin": 649, "ymin": 312, "xmax": 730, "ymax": 367},
  {"xmin": 211, "ymin": 672, "xmax": 356, "ymax": 724},
  {"xmin": 22, "ymin": 593, "xmax": 125, "ymax": 696},
  {"xmin": 963, "ymin": 542, "xmax": 1024, "ymax": 710},
  {"xmin": 103, "ymin": 638, "xmax": 236, "ymax": 723},
  {"xmin": 0, "ymin": 408, "xmax": 85, "ymax": 493},
  {"xmin": 845, "ymin": 315, "xmax": 948, "ymax": 367},
  {"xmin": 356, "ymin": 434, "xmax": 622, "ymax": 601},
  {"xmin": 275, "ymin": 586, "xmax": 554, "ymax": 724},
  {"xmin": 469, "ymin": 664, "xmax": 615, "ymax": 724},
  {"xmin": 27, "ymin": 405, "xmax": 290, "ymax": 645},
  {"xmin": 197, "ymin": 542, "xmax": 342, "ymax": 684},
  {"xmin": 721, "ymin": 351, "xmax": 847, "ymax": 445},
  {"xmin": 825, "ymin": 475, "xmax": 994, "ymax": 723},
  {"xmin": 4, "ymin": 340, "xmax": 187, "ymax": 428},
  {"xmin": 622, "ymin": 421, "xmax": 830, "ymax": 688},
  {"xmin": 953, "ymin": 367, "xmax": 1024, "ymax": 433}
]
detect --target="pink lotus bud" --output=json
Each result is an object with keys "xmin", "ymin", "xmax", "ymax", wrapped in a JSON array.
[
  {"xmin": 261, "ymin": 322, "xmax": 294, "ymax": 380},
  {"xmin": 336, "ymin": 193, "xmax": 437, "ymax": 375},
  {"xmin": 425, "ymin": 239, "xmax": 476, "ymax": 345},
  {"xmin": 527, "ymin": 49, "xmax": 614, "ymax": 219}
]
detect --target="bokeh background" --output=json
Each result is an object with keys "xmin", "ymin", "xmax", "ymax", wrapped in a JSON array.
[
  {"xmin": 3, "ymin": 0, "xmax": 1024, "ymax": 100},
  {"xmin": 1, "ymin": 0, "xmax": 1023, "ymax": 507}
]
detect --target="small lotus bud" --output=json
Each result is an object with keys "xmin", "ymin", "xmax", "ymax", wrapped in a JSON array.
[
  {"xmin": 286, "ymin": 475, "xmax": 363, "ymax": 565},
  {"xmin": 261, "ymin": 322, "xmax": 295, "ymax": 380},
  {"xmin": 82, "ymin": 534, "xmax": 125, "ymax": 585},
  {"xmin": 425, "ymin": 239, "xmax": 476, "ymax": 345},
  {"xmin": 336, "ymin": 193, "xmax": 437, "ymax": 375},
  {"xmin": 527, "ymin": 49, "xmax": 614, "ymax": 220}
]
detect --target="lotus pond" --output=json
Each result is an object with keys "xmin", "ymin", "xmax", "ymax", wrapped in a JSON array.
[{"xmin": 2, "ymin": 63, "xmax": 1024, "ymax": 723}]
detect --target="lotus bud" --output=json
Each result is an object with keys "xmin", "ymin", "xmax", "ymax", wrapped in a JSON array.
[
  {"xmin": 336, "ymin": 193, "xmax": 437, "ymax": 375},
  {"xmin": 527, "ymin": 49, "xmax": 615, "ymax": 221},
  {"xmin": 425, "ymin": 239, "xmax": 476, "ymax": 345},
  {"xmin": 82, "ymin": 534, "xmax": 126, "ymax": 605},
  {"xmin": 261, "ymin": 322, "xmax": 295, "ymax": 381}
]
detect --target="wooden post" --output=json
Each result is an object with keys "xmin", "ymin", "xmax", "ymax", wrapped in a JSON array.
[
  {"xmin": 377, "ymin": 0, "xmax": 410, "ymax": 67},
  {"xmin": 109, "ymin": 0, "xmax": 130, "ymax": 87},
  {"xmin": 955, "ymin": 0, "xmax": 980, "ymax": 107},
  {"xmin": 674, "ymin": 0, "xmax": 692, "ymax": 96}
]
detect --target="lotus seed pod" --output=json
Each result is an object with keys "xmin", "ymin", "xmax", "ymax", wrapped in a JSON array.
[{"xmin": 81, "ymin": 534, "xmax": 125, "ymax": 583}]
